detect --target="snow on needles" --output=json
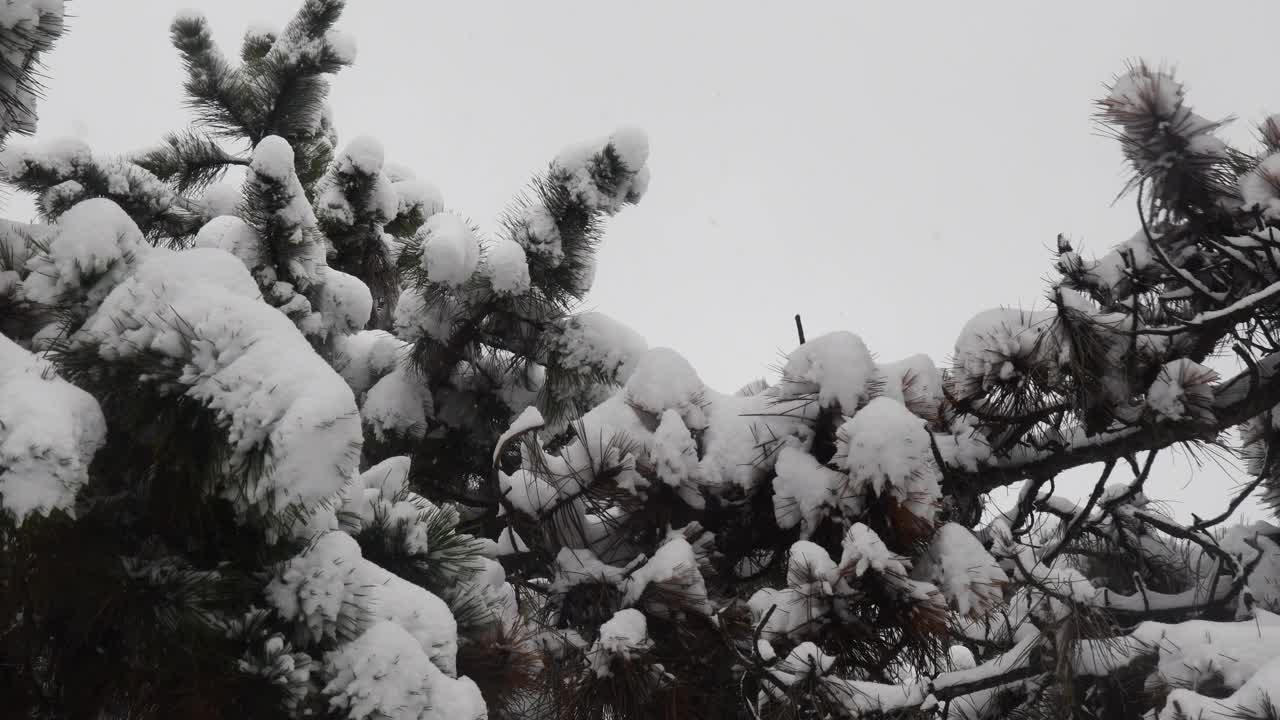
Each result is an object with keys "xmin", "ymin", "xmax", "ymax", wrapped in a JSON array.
[
  {"xmin": 76, "ymin": 248, "xmax": 362, "ymax": 524},
  {"xmin": 781, "ymin": 331, "xmax": 876, "ymax": 413},
  {"xmin": 836, "ymin": 397, "xmax": 941, "ymax": 526},
  {"xmin": 0, "ymin": 1, "xmax": 65, "ymax": 138},
  {"xmin": 0, "ymin": 334, "xmax": 106, "ymax": 523},
  {"xmin": 251, "ymin": 135, "xmax": 300, "ymax": 181},
  {"xmin": 494, "ymin": 406, "xmax": 545, "ymax": 465},
  {"xmin": 1146, "ymin": 358, "xmax": 1217, "ymax": 423},
  {"xmin": 483, "ymin": 236, "xmax": 531, "ymax": 295},
  {"xmin": 552, "ymin": 126, "xmax": 652, "ymax": 214},
  {"xmin": 21, "ymin": 197, "xmax": 146, "ymax": 310},
  {"xmin": 919, "ymin": 523, "xmax": 1007, "ymax": 617},
  {"xmin": 540, "ymin": 311, "xmax": 648, "ymax": 384},
  {"xmin": 588, "ymin": 609, "xmax": 651, "ymax": 677},
  {"xmin": 323, "ymin": 621, "xmax": 486, "ymax": 720},
  {"xmin": 419, "ymin": 213, "xmax": 480, "ymax": 287}
]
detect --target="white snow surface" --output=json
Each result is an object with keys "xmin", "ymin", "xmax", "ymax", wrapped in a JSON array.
[
  {"xmin": 76, "ymin": 248, "xmax": 361, "ymax": 521},
  {"xmin": 951, "ymin": 307, "xmax": 1063, "ymax": 396},
  {"xmin": 0, "ymin": 137, "xmax": 91, "ymax": 182},
  {"xmin": 876, "ymin": 354, "xmax": 943, "ymax": 417},
  {"xmin": 837, "ymin": 397, "xmax": 941, "ymax": 525},
  {"xmin": 21, "ymin": 198, "xmax": 147, "ymax": 310},
  {"xmin": 363, "ymin": 367, "xmax": 431, "ymax": 442},
  {"xmin": 625, "ymin": 347, "xmax": 706, "ymax": 421},
  {"xmin": 553, "ymin": 127, "xmax": 651, "ymax": 213},
  {"xmin": 359, "ymin": 456, "xmax": 412, "ymax": 499},
  {"xmin": 483, "ymin": 236, "xmax": 531, "ymax": 294},
  {"xmin": 0, "ymin": 334, "xmax": 106, "ymax": 522},
  {"xmin": 311, "ymin": 266, "xmax": 373, "ymax": 337},
  {"xmin": 269, "ymin": 531, "xmax": 462, "ymax": 677},
  {"xmin": 251, "ymin": 135, "xmax": 297, "ymax": 181},
  {"xmin": 588, "ymin": 609, "xmax": 651, "ymax": 677},
  {"xmin": 518, "ymin": 202, "xmax": 563, "ymax": 265},
  {"xmin": 918, "ymin": 523, "xmax": 1007, "ymax": 617},
  {"xmin": 772, "ymin": 446, "xmax": 843, "ymax": 537},
  {"xmin": 494, "ymin": 405, "xmax": 545, "ymax": 465},
  {"xmin": 419, "ymin": 213, "xmax": 480, "ymax": 286},
  {"xmin": 781, "ymin": 331, "xmax": 876, "ymax": 412},
  {"xmin": 541, "ymin": 311, "xmax": 648, "ymax": 383},
  {"xmin": 394, "ymin": 179, "xmax": 444, "ymax": 218},
  {"xmin": 332, "ymin": 330, "xmax": 408, "ymax": 396},
  {"xmin": 623, "ymin": 537, "xmax": 711, "ymax": 613},
  {"xmin": 839, "ymin": 523, "xmax": 910, "ymax": 579},
  {"xmin": 650, "ymin": 408, "xmax": 705, "ymax": 508},
  {"xmin": 338, "ymin": 135, "xmax": 384, "ymax": 176}
]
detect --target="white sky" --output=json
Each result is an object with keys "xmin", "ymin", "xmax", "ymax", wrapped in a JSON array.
[{"xmin": 17, "ymin": 0, "xmax": 1280, "ymax": 523}]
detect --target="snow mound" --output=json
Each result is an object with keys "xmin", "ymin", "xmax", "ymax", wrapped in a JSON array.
[
  {"xmin": 76, "ymin": 249, "xmax": 361, "ymax": 522},
  {"xmin": 837, "ymin": 397, "xmax": 940, "ymax": 525},
  {"xmin": 419, "ymin": 213, "xmax": 479, "ymax": 287},
  {"xmin": 781, "ymin": 331, "xmax": 876, "ymax": 413},
  {"xmin": 22, "ymin": 198, "xmax": 148, "ymax": 310},
  {"xmin": 0, "ymin": 335, "xmax": 106, "ymax": 522}
]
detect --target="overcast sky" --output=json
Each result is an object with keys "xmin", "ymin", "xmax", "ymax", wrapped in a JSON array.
[{"xmin": 17, "ymin": 0, "xmax": 1280, "ymax": 522}]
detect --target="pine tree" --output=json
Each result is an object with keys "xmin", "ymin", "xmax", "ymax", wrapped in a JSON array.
[
  {"xmin": 7, "ymin": 3, "xmax": 1280, "ymax": 719},
  {"xmin": 0, "ymin": 1, "xmax": 647, "ymax": 717}
]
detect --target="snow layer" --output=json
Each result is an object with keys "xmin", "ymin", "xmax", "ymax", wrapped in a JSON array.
[
  {"xmin": 0, "ymin": 334, "xmax": 106, "ymax": 522},
  {"xmin": 76, "ymin": 248, "xmax": 361, "ymax": 521},
  {"xmin": 0, "ymin": 136, "xmax": 91, "ymax": 181},
  {"xmin": 332, "ymin": 330, "xmax": 408, "ymax": 396},
  {"xmin": 625, "ymin": 347, "xmax": 706, "ymax": 421},
  {"xmin": 322, "ymin": 621, "xmax": 486, "ymax": 720},
  {"xmin": 623, "ymin": 537, "xmax": 711, "ymax": 614},
  {"xmin": 917, "ymin": 523, "xmax": 1007, "ymax": 617},
  {"xmin": 540, "ymin": 311, "xmax": 648, "ymax": 383},
  {"xmin": 781, "ymin": 331, "xmax": 877, "ymax": 412},
  {"xmin": 21, "ymin": 198, "xmax": 147, "ymax": 310},
  {"xmin": 193, "ymin": 215, "xmax": 266, "ymax": 270},
  {"xmin": 311, "ymin": 266, "xmax": 373, "ymax": 337},
  {"xmin": 772, "ymin": 446, "xmax": 844, "ymax": 537},
  {"xmin": 517, "ymin": 203, "xmax": 563, "ymax": 265},
  {"xmin": 951, "ymin": 308, "xmax": 1063, "ymax": 396},
  {"xmin": 588, "ymin": 609, "xmax": 651, "ymax": 677},
  {"xmin": 651, "ymin": 409, "xmax": 705, "ymax": 508},
  {"xmin": 483, "ymin": 236, "xmax": 531, "ymax": 294},
  {"xmin": 363, "ymin": 367, "xmax": 432, "ymax": 442},
  {"xmin": 419, "ymin": 213, "xmax": 479, "ymax": 287},
  {"xmin": 837, "ymin": 397, "xmax": 941, "ymax": 525},
  {"xmin": 552, "ymin": 127, "xmax": 651, "ymax": 213},
  {"xmin": 494, "ymin": 405, "xmax": 545, "ymax": 465},
  {"xmin": 268, "ymin": 531, "xmax": 462, "ymax": 677},
  {"xmin": 876, "ymin": 354, "xmax": 943, "ymax": 418}
]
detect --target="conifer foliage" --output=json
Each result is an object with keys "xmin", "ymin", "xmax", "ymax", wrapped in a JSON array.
[{"xmin": 5, "ymin": 3, "xmax": 1280, "ymax": 719}]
